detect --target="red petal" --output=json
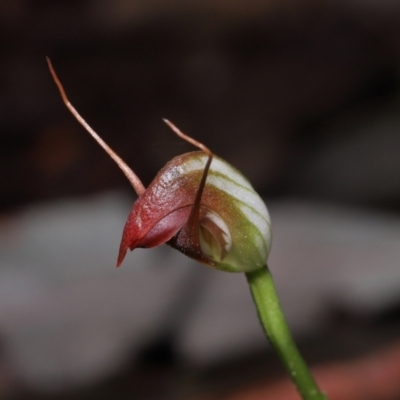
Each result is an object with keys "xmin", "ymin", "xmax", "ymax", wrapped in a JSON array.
[
  {"xmin": 116, "ymin": 207, "xmax": 191, "ymax": 267},
  {"xmin": 132, "ymin": 207, "xmax": 191, "ymax": 249},
  {"xmin": 116, "ymin": 151, "xmax": 213, "ymax": 267}
]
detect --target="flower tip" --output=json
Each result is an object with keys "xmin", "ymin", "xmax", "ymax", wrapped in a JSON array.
[
  {"xmin": 116, "ymin": 243, "xmax": 128, "ymax": 268},
  {"xmin": 162, "ymin": 118, "xmax": 173, "ymax": 129}
]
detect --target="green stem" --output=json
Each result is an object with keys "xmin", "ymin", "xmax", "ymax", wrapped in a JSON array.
[{"xmin": 246, "ymin": 265, "xmax": 328, "ymax": 400}]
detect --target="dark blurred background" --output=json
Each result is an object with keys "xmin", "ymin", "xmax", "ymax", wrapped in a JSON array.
[
  {"xmin": 3, "ymin": 0, "xmax": 400, "ymax": 212},
  {"xmin": 2, "ymin": 1, "xmax": 400, "ymax": 399}
]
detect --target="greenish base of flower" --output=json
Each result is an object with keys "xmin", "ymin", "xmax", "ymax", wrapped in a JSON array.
[{"xmin": 246, "ymin": 265, "xmax": 328, "ymax": 400}]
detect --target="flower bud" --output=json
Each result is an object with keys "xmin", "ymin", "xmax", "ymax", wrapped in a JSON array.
[{"xmin": 118, "ymin": 151, "xmax": 272, "ymax": 272}]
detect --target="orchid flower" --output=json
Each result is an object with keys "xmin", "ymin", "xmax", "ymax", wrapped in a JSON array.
[
  {"xmin": 46, "ymin": 59, "xmax": 271, "ymax": 273},
  {"xmin": 47, "ymin": 58, "xmax": 328, "ymax": 400},
  {"xmin": 117, "ymin": 127, "xmax": 272, "ymax": 272}
]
